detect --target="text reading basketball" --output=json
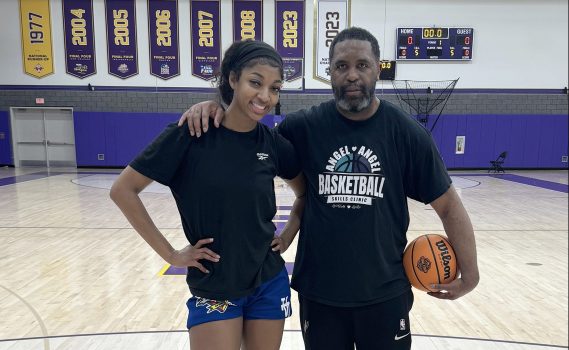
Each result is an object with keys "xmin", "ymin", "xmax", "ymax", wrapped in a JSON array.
[{"xmin": 319, "ymin": 145, "xmax": 385, "ymax": 206}]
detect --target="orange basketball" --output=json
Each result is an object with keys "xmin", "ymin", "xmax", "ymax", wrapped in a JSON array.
[{"xmin": 403, "ymin": 234, "xmax": 458, "ymax": 292}]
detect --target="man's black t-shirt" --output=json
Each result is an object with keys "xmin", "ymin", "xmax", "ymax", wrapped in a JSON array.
[
  {"xmin": 130, "ymin": 122, "xmax": 300, "ymax": 300},
  {"xmin": 278, "ymin": 99, "xmax": 451, "ymax": 307}
]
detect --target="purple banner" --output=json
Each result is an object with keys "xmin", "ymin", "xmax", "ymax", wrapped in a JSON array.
[
  {"xmin": 232, "ymin": 0, "xmax": 262, "ymax": 42},
  {"xmin": 191, "ymin": 0, "xmax": 221, "ymax": 81},
  {"xmin": 275, "ymin": 0, "xmax": 305, "ymax": 81},
  {"xmin": 105, "ymin": 0, "xmax": 138, "ymax": 79},
  {"xmin": 63, "ymin": 0, "xmax": 96, "ymax": 78},
  {"xmin": 148, "ymin": 0, "xmax": 179, "ymax": 79}
]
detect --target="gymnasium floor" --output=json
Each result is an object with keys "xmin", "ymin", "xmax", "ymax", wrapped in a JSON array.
[{"xmin": 0, "ymin": 167, "xmax": 567, "ymax": 350}]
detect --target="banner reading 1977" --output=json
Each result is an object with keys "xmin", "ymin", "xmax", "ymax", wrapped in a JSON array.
[
  {"xmin": 148, "ymin": 0, "xmax": 179, "ymax": 80},
  {"xmin": 19, "ymin": 0, "xmax": 54, "ymax": 78},
  {"xmin": 191, "ymin": 0, "xmax": 221, "ymax": 81},
  {"xmin": 105, "ymin": 0, "xmax": 138, "ymax": 79},
  {"xmin": 275, "ymin": 0, "xmax": 304, "ymax": 86},
  {"xmin": 63, "ymin": 0, "xmax": 96, "ymax": 78},
  {"xmin": 233, "ymin": 0, "xmax": 262, "ymax": 42},
  {"xmin": 314, "ymin": 0, "xmax": 350, "ymax": 84}
]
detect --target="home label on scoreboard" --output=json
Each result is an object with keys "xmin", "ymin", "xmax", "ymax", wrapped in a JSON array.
[{"xmin": 396, "ymin": 27, "xmax": 473, "ymax": 61}]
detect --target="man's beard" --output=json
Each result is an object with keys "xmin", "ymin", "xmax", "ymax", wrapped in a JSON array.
[{"xmin": 333, "ymin": 84, "xmax": 376, "ymax": 113}]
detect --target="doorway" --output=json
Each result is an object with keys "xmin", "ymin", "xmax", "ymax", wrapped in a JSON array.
[{"xmin": 10, "ymin": 107, "xmax": 77, "ymax": 168}]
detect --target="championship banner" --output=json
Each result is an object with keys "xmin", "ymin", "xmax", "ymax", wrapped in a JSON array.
[
  {"xmin": 232, "ymin": 0, "xmax": 262, "ymax": 42},
  {"xmin": 20, "ymin": 0, "xmax": 54, "ymax": 78},
  {"xmin": 148, "ymin": 0, "xmax": 179, "ymax": 80},
  {"xmin": 190, "ymin": 0, "xmax": 221, "ymax": 81},
  {"xmin": 63, "ymin": 0, "xmax": 96, "ymax": 78},
  {"xmin": 314, "ymin": 0, "xmax": 350, "ymax": 84},
  {"xmin": 275, "ymin": 0, "xmax": 304, "ymax": 85},
  {"xmin": 105, "ymin": 0, "xmax": 138, "ymax": 79}
]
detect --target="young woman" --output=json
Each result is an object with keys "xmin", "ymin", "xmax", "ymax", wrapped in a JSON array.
[{"xmin": 110, "ymin": 40, "xmax": 305, "ymax": 350}]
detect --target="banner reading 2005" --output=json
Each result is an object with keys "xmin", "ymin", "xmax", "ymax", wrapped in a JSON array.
[
  {"xmin": 148, "ymin": 0, "xmax": 179, "ymax": 80},
  {"xmin": 20, "ymin": 0, "xmax": 54, "ymax": 78},
  {"xmin": 63, "ymin": 0, "xmax": 96, "ymax": 78},
  {"xmin": 191, "ymin": 0, "xmax": 221, "ymax": 81},
  {"xmin": 275, "ymin": 0, "xmax": 304, "ymax": 85},
  {"xmin": 314, "ymin": 0, "xmax": 350, "ymax": 84},
  {"xmin": 233, "ymin": 0, "xmax": 262, "ymax": 42},
  {"xmin": 105, "ymin": 0, "xmax": 138, "ymax": 79}
]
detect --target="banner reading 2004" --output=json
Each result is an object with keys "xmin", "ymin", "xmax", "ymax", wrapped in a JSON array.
[
  {"xmin": 20, "ymin": 0, "xmax": 54, "ymax": 78},
  {"xmin": 63, "ymin": 0, "xmax": 96, "ymax": 78},
  {"xmin": 314, "ymin": 0, "xmax": 350, "ymax": 84},
  {"xmin": 191, "ymin": 0, "xmax": 221, "ymax": 81},
  {"xmin": 105, "ymin": 0, "xmax": 138, "ymax": 79},
  {"xmin": 148, "ymin": 0, "xmax": 179, "ymax": 80},
  {"xmin": 275, "ymin": 0, "xmax": 304, "ymax": 85}
]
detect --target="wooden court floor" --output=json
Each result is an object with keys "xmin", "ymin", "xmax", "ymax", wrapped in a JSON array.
[{"xmin": 0, "ymin": 167, "xmax": 567, "ymax": 350}]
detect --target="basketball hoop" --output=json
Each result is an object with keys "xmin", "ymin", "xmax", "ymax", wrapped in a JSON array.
[{"xmin": 392, "ymin": 79, "xmax": 459, "ymax": 132}]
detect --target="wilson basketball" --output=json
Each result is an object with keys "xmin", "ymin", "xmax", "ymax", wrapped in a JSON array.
[{"xmin": 403, "ymin": 234, "xmax": 458, "ymax": 292}]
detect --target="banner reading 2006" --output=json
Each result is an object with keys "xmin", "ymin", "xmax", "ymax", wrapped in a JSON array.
[
  {"xmin": 105, "ymin": 0, "xmax": 138, "ymax": 79},
  {"xmin": 63, "ymin": 0, "xmax": 96, "ymax": 78},
  {"xmin": 275, "ymin": 0, "xmax": 304, "ymax": 85},
  {"xmin": 233, "ymin": 0, "xmax": 262, "ymax": 42},
  {"xmin": 191, "ymin": 0, "xmax": 221, "ymax": 81},
  {"xmin": 148, "ymin": 0, "xmax": 179, "ymax": 80},
  {"xmin": 314, "ymin": 0, "xmax": 350, "ymax": 84},
  {"xmin": 20, "ymin": 0, "xmax": 54, "ymax": 78}
]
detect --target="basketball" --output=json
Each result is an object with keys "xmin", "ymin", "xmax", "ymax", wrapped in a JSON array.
[{"xmin": 403, "ymin": 234, "xmax": 458, "ymax": 292}]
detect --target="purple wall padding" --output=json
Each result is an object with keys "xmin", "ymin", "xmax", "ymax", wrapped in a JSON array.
[
  {"xmin": 0, "ymin": 111, "xmax": 13, "ymax": 165},
  {"xmin": 74, "ymin": 112, "xmax": 179, "ymax": 167},
  {"xmin": 427, "ymin": 114, "xmax": 568, "ymax": 169},
  {"xmin": 4, "ymin": 111, "xmax": 566, "ymax": 169}
]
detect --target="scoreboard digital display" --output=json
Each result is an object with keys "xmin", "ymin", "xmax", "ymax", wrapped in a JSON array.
[
  {"xmin": 396, "ymin": 27, "xmax": 473, "ymax": 60},
  {"xmin": 379, "ymin": 60, "xmax": 396, "ymax": 80}
]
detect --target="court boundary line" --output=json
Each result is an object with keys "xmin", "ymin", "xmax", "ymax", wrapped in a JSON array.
[{"xmin": 0, "ymin": 330, "xmax": 566, "ymax": 348}]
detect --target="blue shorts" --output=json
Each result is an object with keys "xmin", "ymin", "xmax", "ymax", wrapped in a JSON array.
[{"xmin": 186, "ymin": 267, "xmax": 292, "ymax": 329}]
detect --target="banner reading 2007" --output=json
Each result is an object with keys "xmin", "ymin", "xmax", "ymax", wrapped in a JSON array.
[
  {"xmin": 105, "ymin": 0, "xmax": 138, "ymax": 79},
  {"xmin": 191, "ymin": 0, "xmax": 221, "ymax": 81},
  {"xmin": 20, "ymin": 0, "xmax": 54, "ymax": 78},
  {"xmin": 275, "ymin": 0, "xmax": 304, "ymax": 86},
  {"xmin": 314, "ymin": 0, "xmax": 350, "ymax": 84},
  {"xmin": 233, "ymin": 0, "xmax": 262, "ymax": 42},
  {"xmin": 148, "ymin": 0, "xmax": 179, "ymax": 80},
  {"xmin": 63, "ymin": 0, "xmax": 96, "ymax": 78}
]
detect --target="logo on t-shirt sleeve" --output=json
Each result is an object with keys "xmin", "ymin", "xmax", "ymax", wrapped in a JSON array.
[{"xmin": 319, "ymin": 145, "xmax": 385, "ymax": 206}]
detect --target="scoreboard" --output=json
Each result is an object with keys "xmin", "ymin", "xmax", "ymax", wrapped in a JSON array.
[{"xmin": 396, "ymin": 27, "xmax": 473, "ymax": 60}]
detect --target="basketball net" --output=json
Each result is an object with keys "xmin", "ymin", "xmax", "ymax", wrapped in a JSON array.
[{"xmin": 391, "ymin": 79, "xmax": 459, "ymax": 132}]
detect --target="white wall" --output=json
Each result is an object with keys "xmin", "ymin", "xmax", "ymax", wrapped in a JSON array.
[{"xmin": 0, "ymin": 0, "xmax": 567, "ymax": 89}]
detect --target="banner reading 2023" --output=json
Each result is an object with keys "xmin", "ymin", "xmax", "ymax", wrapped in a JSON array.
[
  {"xmin": 105, "ymin": 0, "xmax": 138, "ymax": 79},
  {"xmin": 20, "ymin": 0, "xmax": 54, "ymax": 78},
  {"xmin": 191, "ymin": 0, "xmax": 221, "ymax": 81},
  {"xmin": 148, "ymin": 0, "xmax": 179, "ymax": 80},
  {"xmin": 275, "ymin": 0, "xmax": 304, "ymax": 88},
  {"xmin": 63, "ymin": 0, "xmax": 96, "ymax": 78},
  {"xmin": 314, "ymin": 0, "xmax": 350, "ymax": 84}
]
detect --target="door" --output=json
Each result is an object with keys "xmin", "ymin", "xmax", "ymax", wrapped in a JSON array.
[{"xmin": 10, "ymin": 107, "xmax": 76, "ymax": 168}]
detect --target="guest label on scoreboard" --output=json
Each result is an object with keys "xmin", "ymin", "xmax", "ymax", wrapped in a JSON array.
[{"xmin": 396, "ymin": 27, "xmax": 473, "ymax": 61}]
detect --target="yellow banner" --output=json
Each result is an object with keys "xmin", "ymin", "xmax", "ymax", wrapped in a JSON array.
[{"xmin": 20, "ymin": 0, "xmax": 54, "ymax": 78}]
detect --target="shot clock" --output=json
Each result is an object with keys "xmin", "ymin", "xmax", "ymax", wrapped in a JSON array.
[{"xmin": 396, "ymin": 27, "xmax": 473, "ymax": 60}]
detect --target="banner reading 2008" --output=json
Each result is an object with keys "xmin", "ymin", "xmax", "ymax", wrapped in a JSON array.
[
  {"xmin": 20, "ymin": 0, "xmax": 54, "ymax": 78},
  {"xmin": 63, "ymin": 0, "xmax": 96, "ymax": 78},
  {"xmin": 148, "ymin": 0, "xmax": 179, "ymax": 80},
  {"xmin": 233, "ymin": 0, "xmax": 262, "ymax": 42},
  {"xmin": 105, "ymin": 0, "xmax": 138, "ymax": 79},
  {"xmin": 191, "ymin": 0, "xmax": 221, "ymax": 81},
  {"xmin": 275, "ymin": 0, "xmax": 304, "ymax": 87},
  {"xmin": 314, "ymin": 0, "xmax": 350, "ymax": 84}
]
